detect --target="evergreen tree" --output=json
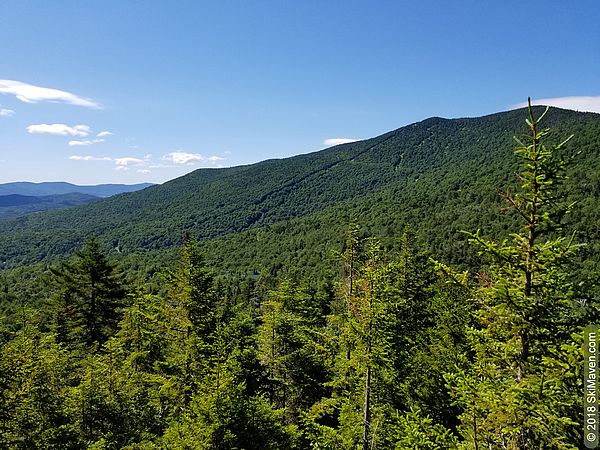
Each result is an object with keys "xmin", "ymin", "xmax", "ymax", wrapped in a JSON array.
[
  {"xmin": 161, "ymin": 288, "xmax": 299, "ymax": 449},
  {"xmin": 166, "ymin": 235, "xmax": 219, "ymax": 351},
  {"xmin": 450, "ymin": 101, "xmax": 587, "ymax": 448},
  {"xmin": 390, "ymin": 407, "xmax": 458, "ymax": 450},
  {"xmin": 51, "ymin": 237, "xmax": 127, "ymax": 348},
  {"xmin": 162, "ymin": 235, "xmax": 221, "ymax": 404},
  {"xmin": 257, "ymin": 279, "xmax": 330, "ymax": 428},
  {"xmin": 318, "ymin": 232, "xmax": 395, "ymax": 450},
  {"xmin": 161, "ymin": 371, "xmax": 298, "ymax": 449},
  {"xmin": 383, "ymin": 231, "xmax": 468, "ymax": 437},
  {"xmin": 0, "ymin": 326, "xmax": 80, "ymax": 448}
]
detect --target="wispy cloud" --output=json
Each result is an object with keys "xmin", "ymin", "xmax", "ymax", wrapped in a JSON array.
[
  {"xmin": 69, "ymin": 154, "xmax": 150, "ymax": 173},
  {"xmin": 69, "ymin": 155, "xmax": 112, "ymax": 161},
  {"xmin": 96, "ymin": 131, "xmax": 113, "ymax": 137},
  {"xmin": 27, "ymin": 123, "xmax": 90, "ymax": 137},
  {"xmin": 513, "ymin": 96, "xmax": 600, "ymax": 113},
  {"xmin": 323, "ymin": 138, "xmax": 360, "ymax": 147},
  {"xmin": 0, "ymin": 79, "xmax": 100, "ymax": 108},
  {"xmin": 69, "ymin": 150, "xmax": 220, "ymax": 175},
  {"xmin": 0, "ymin": 106, "xmax": 15, "ymax": 117},
  {"xmin": 162, "ymin": 151, "xmax": 225, "ymax": 165},
  {"xmin": 68, "ymin": 139, "xmax": 105, "ymax": 146}
]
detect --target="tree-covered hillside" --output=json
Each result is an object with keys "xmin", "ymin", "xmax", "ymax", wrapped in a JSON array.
[
  {"xmin": 0, "ymin": 104, "xmax": 594, "ymax": 448},
  {"xmin": 1, "ymin": 107, "xmax": 599, "ymax": 278},
  {"xmin": 0, "ymin": 193, "xmax": 100, "ymax": 220}
]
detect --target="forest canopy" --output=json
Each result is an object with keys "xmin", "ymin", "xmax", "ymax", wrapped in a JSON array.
[{"xmin": 0, "ymin": 103, "xmax": 596, "ymax": 449}]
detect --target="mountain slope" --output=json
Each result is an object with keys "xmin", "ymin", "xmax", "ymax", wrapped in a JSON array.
[
  {"xmin": 1, "ymin": 107, "xmax": 599, "ymax": 270},
  {"xmin": 0, "ymin": 182, "xmax": 155, "ymax": 198},
  {"xmin": 0, "ymin": 193, "xmax": 100, "ymax": 220},
  {"xmin": 0, "ymin": 194, "xmax": 44, "ymax": 207}
]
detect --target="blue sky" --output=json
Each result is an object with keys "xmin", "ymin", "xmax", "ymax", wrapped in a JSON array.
[{"xmin": 0, "ymin": 1, "xmax": 599, "ymax": 184}]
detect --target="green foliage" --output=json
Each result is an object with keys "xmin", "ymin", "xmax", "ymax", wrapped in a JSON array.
[
  {"xmin": 449, "ymin": 100, "xmax": 590, "ymax": 448},
  {"xmin": 166, "ymin": 235, "xmax": 218, "ymax": 335},
  {"xmin": 2, "ymin": 107, "xmax": 600, "ymax": 283},
  {"xmin": 257, "ymin": 279, "xmax": 330, "ymax": 423},
  {"xmin": 391, "ymin": 407, "xmax": 458, "ymax": 450},
  {"xmin": 161, "ymin": 360, "xmax": 298, "ymax": 450},
  {"xmin": 163, "ymin": 235, "xmax": 223, "ymax": 403},
  {"xmin": 0, "ymin": 326, "xmax": 79, "ymax": 448},
  {"xmin": 385, "ymin": 234, "xmax": 471, "ymax": 428},
  {"xmin": 50, "ymin": 237, "xmax": 128, "ymax": 348},
  {"xmin": 0, "ymin": 105, "xmax": 594, "ymax": 449}
]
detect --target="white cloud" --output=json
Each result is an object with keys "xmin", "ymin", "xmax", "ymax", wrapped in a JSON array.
[
  {"xmin": 68, "ymin": 138, "xmax": 104, "ymax": 146},
  {"xmin": 111, "ymin": 155, "xmax": 151, "ymax": 171},
  {"xmin": 0, "ymin": 107, "xmax": 15, "ymax": 117},
  {"xmin": 0, "ymin": 79, "xmax": 100, "ymax": 108},
  {"xmin": 70, "ymin": 153, "xmax": 153, "ymax": 176},
  {"xmin": 162, "ymin": 151, "xmax": 225, "ymax": 165},
  {"xmin": 27, "ymin": 123, "xmax": 90, "ymax": 137},
  {"xmin": 323, "ymin": 138, "xmax": 360, "ymax": 147},
  {"xmin": 163, "ymin": 151, "xmax": 203, "ymax": 164},
  {"xmin": 69, "ymin": 140, "xmax": 92, "ymax": 147},
  {"xmin": 115, "ymin": 157, "xmax": 145, "ymax": 167},
  {"xmin": 96, "ymin": 131, "xmax": 113, "ymax": 137},
  {"xmin": 512, "ymin": 96, "xmax": 600, "ymax": 113},
  {"xmin": 69, "ymin": 155, "xmax": 112, "ymax": 161}
]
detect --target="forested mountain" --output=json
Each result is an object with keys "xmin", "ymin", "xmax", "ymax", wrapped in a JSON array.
[
  {"xmin": 0, "ymin": 183, "xmax": 153, "ymax": 221},
  {"xmin": 0, "ymin": 181, "xmax": 154, "ymax": 198},
  {"xmin": 0, "ymin": 105, "xmax": 597, "ymax": 448},
  {"xmin": 0, "ymin": 192, "xmax": 100, "ymax": 220},
  {"xmin": 1, "ymin": 107, "xmax": 599, "ymax": 275}
]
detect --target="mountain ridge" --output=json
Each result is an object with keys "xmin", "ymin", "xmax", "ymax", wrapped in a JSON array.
[
  {"xmin": 1, "ymin": 106, "xmax": 599, "ymax": 271},
  {"xmin": 0, "ymin": 182, "xmax": 155, "ymax": 198},
  {"xmin": 0, "ymin": 193, "xmax": 101, "ymax": 220}
]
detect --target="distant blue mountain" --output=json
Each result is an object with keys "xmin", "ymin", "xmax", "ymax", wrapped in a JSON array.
[
  {"xmin": 0, "ymin": 182, "xmax": 155, "ymax": 198},
  {"xmin": 0, "ymin": 194, "xmax": 43, "ymax": 207},
  {"xmin": 0, "ymin": 192, "xmax": 101, "ymax": 220}
]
